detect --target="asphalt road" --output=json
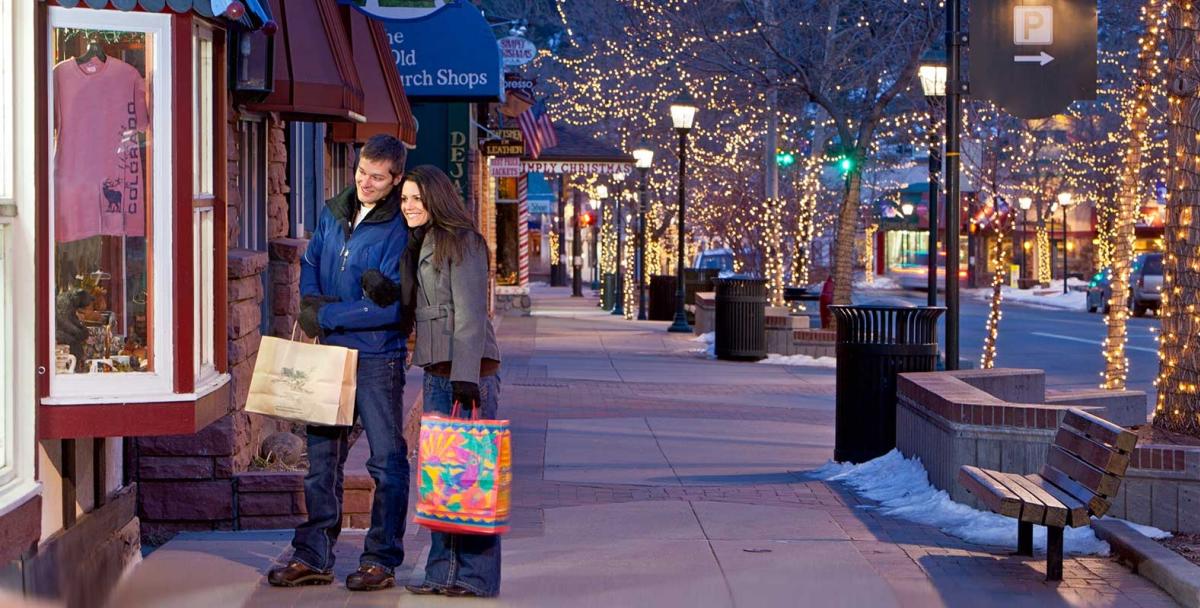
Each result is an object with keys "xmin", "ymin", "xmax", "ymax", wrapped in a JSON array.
[{"xmin": 866, "ymin": 290, "xmax": 1162, "ymax": 402}]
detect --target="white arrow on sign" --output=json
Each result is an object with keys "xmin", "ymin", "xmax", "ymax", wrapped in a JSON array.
[{"xmin": 1014, "ymin": 51, "xmax": 1055, "ymax": 66}]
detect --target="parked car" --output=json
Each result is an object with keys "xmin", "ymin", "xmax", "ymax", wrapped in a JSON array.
[
  {"xmin": 1130, "ymin": 252, "xmax": 1163, "ymax": 317},
  {"xmin": 1085, "ymin": 268, "xmax": 1112, "ymax": 314},
  {"xmin": 692, "ymin": 247, "xmax": 735, "ymax": 277}
]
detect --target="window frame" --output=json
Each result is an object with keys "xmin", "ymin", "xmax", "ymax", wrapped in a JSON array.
[
  {"xmin": 192, "ymin": 22, "xmax": 216, "ymax": 384},
  {"xmin": 44, "ymin": 8, "xmax": 175, "ymax": 401}
]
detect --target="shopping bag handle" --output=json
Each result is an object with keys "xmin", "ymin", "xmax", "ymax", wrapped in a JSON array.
[
  {"xmin": 450, "ymin": 401, "xmax": 482, "ymax": 420},
  {"xmin": 290, "ymin": 322, "xmax": 319, "ymax": 344}
]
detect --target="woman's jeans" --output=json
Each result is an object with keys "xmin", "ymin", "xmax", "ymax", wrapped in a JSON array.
[
  {"xmin": 420, "ymin": 372, "xmax": 502, "ymax": 597},
  {"xmin": 292, "ymin": 356, "xmax": 408, "ymax": 573}
]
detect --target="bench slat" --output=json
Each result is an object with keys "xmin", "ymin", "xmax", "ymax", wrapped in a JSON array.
[
  {"xmin": 982, "ymin": 470, "xmax": 1047, "ymax": 525},
  {"xmin": 1039, "ymin": 464, "xmax": 1111, "ymax": 518},
  {"xmin": 1054, "ymin": 426, "xmax": 1130, "ymax": 476},
  {"xmin": 958, "ymin": 466, "xmax": 1022, "ymax": 518},
  {"xmin": 1025, "ymin": 474, "xmax": 1091, "ymax": 527},
  {"xmin": 1046, "ymin": 445, "xmax": 1122, "ymax": 497},
  {"xmin": 1001, "ymin": 473, "xmax": 1069, "ymax": 528},
  {"xmin": 1063, "ymin": 408, "xmax": 1136, "ymax": 453}
]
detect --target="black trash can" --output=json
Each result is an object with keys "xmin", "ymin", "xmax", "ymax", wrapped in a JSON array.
[
  {"xmin": 601, "ymin": 273, "xmax": 616, "ymax": 310},
  {"xmin": 829, "ymin": 304, "xmax": 944, "ymax": 463},
  {"xmin": 648, "ymin": 275, "xmax": 677, "ymax": 321},
  {"xmin": 714, "ymin": 278, "xmax": 767, "ymax": 361}
]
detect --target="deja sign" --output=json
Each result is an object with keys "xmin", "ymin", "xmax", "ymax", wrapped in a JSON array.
[{"xmin": 383, "ymin": 2, "xmax": 504, "ymax": 100}]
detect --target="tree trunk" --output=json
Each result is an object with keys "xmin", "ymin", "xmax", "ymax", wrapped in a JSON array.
[
  {"xmin": 1104, "ymin": 9, "xmax": 1160, "ymax": 390},
  {"xmin": 1157, "ymin": 1, "xmax": 1200, "ymax": 436},
  {"xmin": 980, "ymin": 228, "xmax": 1008, "ymax": 369},
  {"xmin": 832, "ymin": 169, "xmax": 863, "ymax": 307}
]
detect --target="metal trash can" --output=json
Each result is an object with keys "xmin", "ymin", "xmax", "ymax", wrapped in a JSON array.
[
  {"xmin": 829, "ymin": 304, "xmax": 944, "ymax": 463},
  {"xmin": 648, "ymin": 275, "xmax": 677, "ymax": 321},
  {"xmin": 714, "ymin": 278, "xmax": 767, "ymax": 361},
  {"xmin": 601, "ymin": 273, "xmax": 616, "ymax": 311}
]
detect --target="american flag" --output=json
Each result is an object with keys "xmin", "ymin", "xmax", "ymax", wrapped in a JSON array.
[{"xmin": 518, "ymin": 100, "xmax": 558, "ymax": 158}]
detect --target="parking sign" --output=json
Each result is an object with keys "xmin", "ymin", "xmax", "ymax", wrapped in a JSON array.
[{"xmin": 969, "ymin": 0, "xmax": 1096, "ymax": 119}]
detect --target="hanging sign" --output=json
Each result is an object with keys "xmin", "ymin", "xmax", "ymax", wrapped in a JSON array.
[
  {"xmin": 481, "ymin": 128, "xmax": 525, "ymax": 157},
  {"xmin": 521, "ymin": 160, "xmax": 633, "ymax": 175},
  {"xmin": 504, "ymin": 74, "xmax": 537, "ymax": 93},
  {"xmin": 384, "ymin": 3, "xmax": 504, "ymax": 99},
  {"xmin": 342, "ymin": 0, "xmax": 454, "ymax": 21},
  {"xmin": 489, "ymin": 156, "xmax": 522, "ymax": 178},
  {"xmin": 499, "ymin": 36, "xmax": 537, "ymax": 67}
]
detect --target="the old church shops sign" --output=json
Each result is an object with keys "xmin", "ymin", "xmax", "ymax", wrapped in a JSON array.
[
  {"xmin": 521, "ymin": 160, "xmax": 634, "ymax": 175},
  {"xmin": 382, "ymin": 2, "xmax": 503, "ymax": 99}
]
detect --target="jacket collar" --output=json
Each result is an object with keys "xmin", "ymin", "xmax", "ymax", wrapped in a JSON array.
[
  {"xmin": 325, "ymin": 185, "xmax": 401, "ymax": 228},
  {"xmin": 419, "ymin": 230, "xmax": 436, "ymax": 264}
]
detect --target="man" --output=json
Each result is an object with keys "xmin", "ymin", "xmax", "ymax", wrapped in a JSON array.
[{"xmin": 267, "ymin": 134, "xmax": 410, "ymax": 592}]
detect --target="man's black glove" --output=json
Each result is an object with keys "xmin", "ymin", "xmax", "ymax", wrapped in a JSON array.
[
  {"xmin": 361, "ymin": 269, "xmax": 402, "ymax": 307},
  {"xmin": 299, "ymin": 295, "xmax": 333, "ymax": 339},
  {"xmin": 452, "ymin": 381, "xmax": 481, "ymax": 412}
]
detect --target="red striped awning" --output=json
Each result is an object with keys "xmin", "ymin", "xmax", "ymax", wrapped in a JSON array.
[
  {"xmin": 55, "ymin": 0, "xmax": 273, "ymax": 29},
  {"xmin": 329, "ymin": 7, "xmax": 417, "ymax": 147}
]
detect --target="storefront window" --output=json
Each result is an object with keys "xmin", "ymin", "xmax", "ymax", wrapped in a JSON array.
[
  {"xmin": 0, "ymin": 223, "xmax": 10, "ymax": 476},
  {"xmin": 49, "ymin": 9, "xmax": 173, "ymax": 397},
  {"xmin": 194, "ymin": 24, "xmax": 216, "ymax": 381}
]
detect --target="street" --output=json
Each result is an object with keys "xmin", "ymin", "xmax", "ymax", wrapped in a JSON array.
[{"xmin": 870, "ymin": 290, "xmax": 1160, "ymax": 406}]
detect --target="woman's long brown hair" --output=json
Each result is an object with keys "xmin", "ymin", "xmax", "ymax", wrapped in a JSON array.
[{"xmin": 400, "ymin": 165, "xmax": 485, "ymax": 268}]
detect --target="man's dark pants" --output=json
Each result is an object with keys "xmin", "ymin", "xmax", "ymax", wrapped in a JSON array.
[{"xmin": 291, "ymin": 355, "xmax": 408, "ymax": 573}]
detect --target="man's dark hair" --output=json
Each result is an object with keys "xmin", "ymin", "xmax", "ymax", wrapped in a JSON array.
[{"xmin": 359, "ymin": 134, "xmax": 407, "ymax": 176}]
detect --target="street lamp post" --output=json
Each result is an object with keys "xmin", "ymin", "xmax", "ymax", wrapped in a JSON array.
[
  {"xmin": 1058, "ymin": 192, "xmax": 1075, "ymax": 294},
  {"xmin": 572, "ymin": 194, "xmax": 583, "ymax": 298},
  {"xmin": 668, "ymin": 91, "xmax": 698, "ymax": 333},
  {"xmin": 1018, "ymin": 196, "xmax": 1033, "ymax": 282},
  {"xmin": 592, "ymin": 186, "xmax": 607, "ymax": 291},
  {"xmin": 919, "ymin": 51, "xmax": 947, "ymax": 308},
  {"xmin": 612, "ymin": 184, "xmax": 625, "ymax": 316},
  {"xmin": 944, "ymin": 0, "xmax": 964, "ymax": 369},
  {"xmin": 632, "ymin": 140, "xmax": 655, "ymax": 321}
]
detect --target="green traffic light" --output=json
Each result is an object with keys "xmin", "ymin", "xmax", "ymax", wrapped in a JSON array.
[
  {"xmin": 775, "ymin": 151, "xmax": 795, "ymax": 167},
  {"xmin": 838, "ymin": 157, "xmax": 854, "ymax": 173}
]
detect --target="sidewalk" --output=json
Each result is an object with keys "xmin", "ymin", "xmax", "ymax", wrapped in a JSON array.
[{"xmin": 107, "ymin": 286, "xmax": 1177, "ymax": 607}]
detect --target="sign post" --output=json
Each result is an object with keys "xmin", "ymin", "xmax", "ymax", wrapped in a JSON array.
[{"xmin": 969, "ymin": 0, "xmax": 1097, "ymax": 118}]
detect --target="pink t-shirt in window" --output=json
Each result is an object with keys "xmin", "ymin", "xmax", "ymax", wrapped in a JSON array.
[{"xmin": 53, "ymin": 57, "xmax": 150, "ymax": 243}]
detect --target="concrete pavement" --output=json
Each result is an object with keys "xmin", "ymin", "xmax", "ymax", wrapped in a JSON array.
[{"xmin": 107, "ymin": 286, "xmax": 1178, "ymax": 607}]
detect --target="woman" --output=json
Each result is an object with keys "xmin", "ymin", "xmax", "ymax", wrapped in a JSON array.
[{"xmin": 361, "ymin": 164, "xmax": 503, "ymax": 598}]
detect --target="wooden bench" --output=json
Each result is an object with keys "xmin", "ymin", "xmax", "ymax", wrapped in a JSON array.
[{"xmin": 956, "ymin": 407, "xmax": 1137, "ymax": 580}]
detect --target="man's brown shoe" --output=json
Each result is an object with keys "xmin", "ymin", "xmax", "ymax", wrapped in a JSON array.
[
  {"xmin": 346, "ymin": 565, "xmax": 395, "ymax": 591},
  {"xmin": 267, "ymin": 561, "xmax": 334, "ymax": 587}
]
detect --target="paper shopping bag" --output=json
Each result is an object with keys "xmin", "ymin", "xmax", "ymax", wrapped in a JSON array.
[
  {"xmin": 414, "ymin": 413, "xmax": 512, "ymax": 535},
  {"xmin": 245, "ymin": 335, "xmax": 358, "ymax": 426}
]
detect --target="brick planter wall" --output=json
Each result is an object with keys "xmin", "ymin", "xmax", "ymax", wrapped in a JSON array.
[
  {"xmin": 793, "ymin": 328, "xmax": 834, "ymax": 358},
  {"xmin": 1104, "ymin": 444, "xmax": 1200, "ymax": 533},
  {"xmin": 895, "ymin": 369, "xmax": 1144, "ymax": 510},
  {"xmin": 765, "ymin": 309, "xmax": 809, "ymax": 356}
]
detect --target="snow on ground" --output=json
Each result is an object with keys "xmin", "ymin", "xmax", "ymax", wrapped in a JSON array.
[
  {"xmin": 759, "ymin": 353, "xmax": 837, "ymax": 368},
  {"xmin": 854, "ymin": 275, "xmax": 903, "ymax": 291},
  {"xmin": 693, "ymin": 332, "xmax": 716, "ymax": 359},
  {"xmin": 967, "ymin": 279, "xmax": 1088, "ymax": 312},
  {"xmin": 811, "ymin": 450, "xmax": 1169, "ymax": 554}
]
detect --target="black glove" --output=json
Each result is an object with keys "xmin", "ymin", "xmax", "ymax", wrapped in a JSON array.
[
  {"xmin": 361, "ymin": 269, "xmax": 402, "ymax": 307},
  {"xmin": 452, "ymin": 381, "xmax": 481, "ymax": 412},
  {"xmin": 298, "ymin": 296, "xmax": 331, "ymax": 339}
]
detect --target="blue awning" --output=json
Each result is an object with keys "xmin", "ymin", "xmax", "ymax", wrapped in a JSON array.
[
  {"xmin": 527, "ymin": 172, "xmax": 555, "ymax": 215},
  {"xmin": 56, "ymin": 0, "xmax": 274, "ymax": 30},
  {"xmin": 380, "ymin": 2, "xmax": 504, "ymax": 100}
]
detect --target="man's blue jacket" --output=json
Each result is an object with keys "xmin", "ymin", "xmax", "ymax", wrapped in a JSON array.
[{"xmin": 300, "ymin": 185, "xmax": 409, "ymax": 357}]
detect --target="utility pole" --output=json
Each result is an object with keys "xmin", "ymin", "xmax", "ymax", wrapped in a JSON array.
[{"xmin": 945, "ymin": 0, "xmax": 963, "ymax": 370}]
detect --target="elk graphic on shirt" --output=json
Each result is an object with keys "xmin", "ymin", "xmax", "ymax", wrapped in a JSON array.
[{"xmin": 102, "ymin": 178, "xmax": 123, "ymax": 214}]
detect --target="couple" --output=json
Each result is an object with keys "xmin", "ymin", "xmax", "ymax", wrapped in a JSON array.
[{"xmin": 266, "ymin": 134, "xmax": 503, "ymax": 597}]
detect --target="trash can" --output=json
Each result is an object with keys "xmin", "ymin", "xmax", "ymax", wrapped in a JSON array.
[
  {"xmin": 829, "ymin": 304, "xmax": 944, "ymax": 463},
  {"xmin": 714, "ymin": 278, "xmax": 767, "ymax": 361},
  {"xmin": 601, "ymin": 273, "xmax": 616, "ymax": 311},
  {"xmin": 648, "ymin": 275, "xmax": 677, "ymax": 321}
]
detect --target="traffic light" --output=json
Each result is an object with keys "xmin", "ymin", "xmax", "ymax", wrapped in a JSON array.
[
  {"xmin": 837, "ymin": 154, "xmax": 855, "ymax": 175},
  {"xmin": 579, "ymin": 210, "xmax": 594, "ymax": 227},
  {"xmin": 775, "ymin": 150, "xmax": 795, "ymax": 167},
  {"xmin": 826, "ymin": 143, "xmax": 856, "ymax": 175}
]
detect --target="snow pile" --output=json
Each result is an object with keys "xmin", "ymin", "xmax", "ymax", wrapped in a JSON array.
[
  {"xmin": 968, "ymin": 280, "xmax": 1088, "ymax": 312},
  {"xmin": 693, "ymin": 332, "xmax": 715, "ymax": 359},
  {"xmin": 855, "ymin": 275, "xmax": 903, "ymax": 291},
  {"xmin": 811, "ymin": 450, "xmax": 1123, "ymax": 554},
  {"xmin": 759, "ymin": 353, "xmax": 837, "ymax": 368}
]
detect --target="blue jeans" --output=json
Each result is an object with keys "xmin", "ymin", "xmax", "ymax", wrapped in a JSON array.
[
  {"xmin": 420, "ymin": 372, "xmax": 502, "ymax": 597},
  {"xmin": 292, "ymin": 355, "xmax": 408, "ymax": 573}
]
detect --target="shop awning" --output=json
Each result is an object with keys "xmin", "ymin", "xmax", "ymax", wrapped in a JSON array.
[
  {"xmin": 329, "ymin": 8, "xmax": 417, "ymax": 146},
  {"xmin": 245, "ymin": 0, "xmax": 365, "ymax": 123},
  {"xmin": 56, "ymin": 0, "xmax": 273, "ymax": 29}
]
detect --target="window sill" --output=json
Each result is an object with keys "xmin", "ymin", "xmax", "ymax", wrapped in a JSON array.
[
  {"xmin": 39, "ymin": 374, "xmax": 232, "ymax": 439},
  {"xmin": 0, "ymin": 480, "xmax": 41, "ymax": 519}
]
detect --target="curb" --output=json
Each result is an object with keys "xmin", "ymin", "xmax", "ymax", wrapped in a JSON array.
[{"xmin": 1093, "ymin": 519, "xmax": 1200, "ymax": 608}]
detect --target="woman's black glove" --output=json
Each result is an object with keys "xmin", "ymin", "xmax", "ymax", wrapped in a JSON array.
[
  {"xmin": 452, "ymin": 381, "xmax": 481, "ymax": 411},
  {"xmin": 361, "ymin": 269, "xmax": 402, "ymax": 307},
  {"xmin": 299, "ymin": 295, "xmax": 334, "ymax": 339}
]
